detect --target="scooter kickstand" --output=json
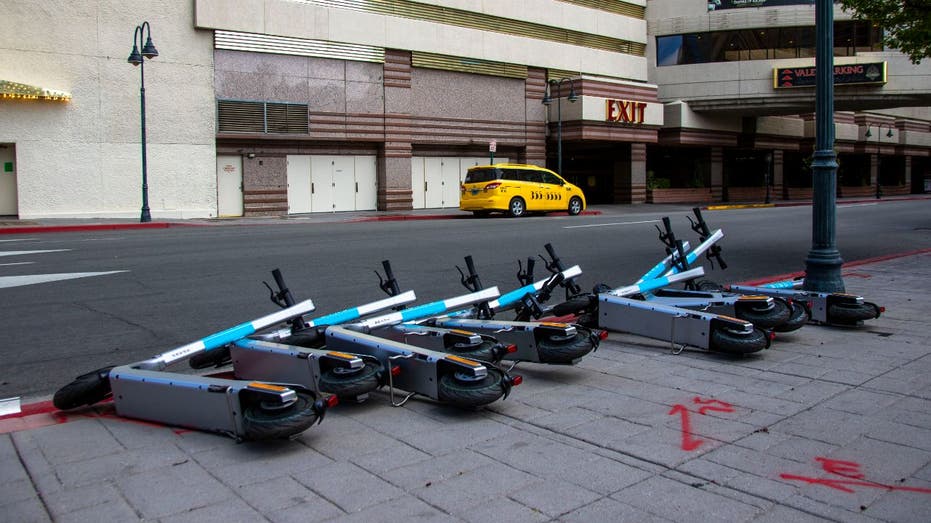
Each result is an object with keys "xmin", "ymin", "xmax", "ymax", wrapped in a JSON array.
[{"xmin": 387, "ymin": 353, "xmax": 417, "ymax": 407}]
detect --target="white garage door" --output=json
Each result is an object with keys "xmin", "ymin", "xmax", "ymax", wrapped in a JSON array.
[
  {"xmin": 287, "ymin": 155, "xmax": 376, "ymax": 213},
  {"xmin": 411, "ymin": 156, "xmax": 507, "ymax": 209}
]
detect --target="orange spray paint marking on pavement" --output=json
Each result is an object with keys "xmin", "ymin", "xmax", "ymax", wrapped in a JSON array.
[
  {"xmin": 780, "ymin": 457, "xmax": 931, "ymax": 495},
  {"xmin": 668, "ymin": 396, "xmax": 736, "ymax": 451}
]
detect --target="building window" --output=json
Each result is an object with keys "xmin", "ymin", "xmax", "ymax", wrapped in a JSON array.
[
  {"xmin": 217, "ymin": 99, "xmax": 309, "ymax": 134},
  {"xmin": 656, "ymin": 20, "xmax": 881, "ymax": 66}
]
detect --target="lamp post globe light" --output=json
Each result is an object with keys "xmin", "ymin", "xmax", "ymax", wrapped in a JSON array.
[
  {"xmin": 541, "ymin": 77, "xmax": 578, "ymax": 176},
  {"xmin": 128, "ymin": 21, "xmax": 158, "ymax": 223}
]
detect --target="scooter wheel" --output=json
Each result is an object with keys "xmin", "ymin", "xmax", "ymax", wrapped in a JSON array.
[
  {"xmin": 319, "ymin": 361, "xmax": 382, "ymax": 399},
  {"xmin": 437, "ymin": 367, "xmax": 507, "ymax": 408},
  {"xmin": 773, "ymin": 301, "xmax": 811, "ymax": 333},
  {"xmin": 695, "ymin": 280, "xmax": 725, "ymax": 292},
  {"xmin": 734, "ymin": 298, "xmax": 792, "ymax": 329},
  {"xmin": 242, "ymin": 390, "xmax": 320, "ymax": 441},
  {"xmin": 53, "ymin": 366, "xmax": 115, "ymax": 410},
  {"xmin": 536, "ymin": 329, "xmax": 597, "ymax": 364},
  {"xmin": 709, "ymin": 327, "xmax": 768, "ymax": 355},
  {"xmin": 189, "ymin": 346, "xmax": 232, "ymax": 369},
  {"xmin": 827, "ymin": 302, "xmax": 881, "ymax": 325},
  {"xmin": 550, "ymin": 295, "xmax": 595, "ymax": 317},
  {"xmin": 450, "ymin": 340, "xmax": 504, "ymax": 363}
]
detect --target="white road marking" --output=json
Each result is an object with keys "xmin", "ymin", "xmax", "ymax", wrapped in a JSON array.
[
  {"xmin": 0, "ymin": 249, "xmax": 70, "ymax": 257},
  {"xmin": 0, "ymin": 262, "xmax": 33, "ymax": 267},
  {"xmin": 0, "ymin": 271, "xmax": 128, "ymax": 289},
  {"xmin": 564, "ymin": 219, "xmax": 660, "ymax": 229},
  {"xmin": 838, "ymin": 203, "xmax": 879, "ymax": 208},
  {"xmin": 0, "ymin": 238, "xmax": 37, "ymax": 243}
]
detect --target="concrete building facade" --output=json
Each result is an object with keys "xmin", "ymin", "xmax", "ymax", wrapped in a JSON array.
[{"xmin": 0, "ymin": 0, "xmax": 928, "ymax": 219}]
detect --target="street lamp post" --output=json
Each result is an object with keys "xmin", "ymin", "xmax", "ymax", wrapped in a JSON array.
[
  {"xmin": 803, "ymin": 0, "xmax": 844, "ymax": 292},
  {"xmin": 128, "ymin": 22, "xmax": 158, "ymax": 223},
  {"xmin": 541, "ymin": 78, "xmax": 578, "ymax": 175}
]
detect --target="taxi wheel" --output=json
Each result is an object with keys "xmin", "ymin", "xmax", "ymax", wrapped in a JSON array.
[
  {"xmin": 568, "ymin": 196, "xmax": 583, "ymax": 216},
  {"xmin": 508, "ymin": 197, "xmax": 526, "ymax": 217}
]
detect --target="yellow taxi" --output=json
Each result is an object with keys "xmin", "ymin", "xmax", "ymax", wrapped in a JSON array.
[{"xmin": 459, "ymin": 163, "xmax": 586, "ymax": 217}]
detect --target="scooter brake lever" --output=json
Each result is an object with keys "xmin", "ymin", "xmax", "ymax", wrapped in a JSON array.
[{"xmin": 263, "ymin": 280, "xmax": 287, "ymax": 308}]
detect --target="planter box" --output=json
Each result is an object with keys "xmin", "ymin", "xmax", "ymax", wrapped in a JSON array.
[
  {"xmin": 724, "ymin": 187, "xmax": 766, "ymax": 203},
  {"xmin": 838, "ymin": 186, "xmax": 874, "ymax": 198},
  {"xmin": 785, "ymin": 187, "xmax": 813, "ymax": 200},
  {"xmin": 647, "ymin": 188, "xmax": 714, "ymax": 204}
]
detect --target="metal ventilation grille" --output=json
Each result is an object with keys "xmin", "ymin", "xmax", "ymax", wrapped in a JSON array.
[
  {"xmin": 217, "ymin": 100, "xmax": 309, "ymax": 134},
  {"xmin": 560, "ymin": 0, "xmax": 644, "ymax": 19},
  {"xmin": 305, "ymin": 0, "xmax": 644, "ymax": 56},
  {"xmin": 412, "ymin": 52, "xmax": 528, "ymax": 78},
  {"xmin": 215, "ymin": 31, "xmax": 385, "ymax": 62}
]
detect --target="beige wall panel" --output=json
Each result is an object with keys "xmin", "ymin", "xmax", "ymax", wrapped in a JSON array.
[
  {"xmin": 410, "ymin": 69, "xmax": 525, "ymax": 122},
  {"xmin": 1, "ymin": 0, "xmax": 216, "ymax": 219}
]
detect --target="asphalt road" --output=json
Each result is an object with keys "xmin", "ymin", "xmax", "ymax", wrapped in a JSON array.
[{"xmin": 2, "ymin": 200, "xmax": 928, "ymax": 401}]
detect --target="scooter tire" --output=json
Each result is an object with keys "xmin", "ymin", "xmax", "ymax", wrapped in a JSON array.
[
  {"xmin": 437, "ymin": 367, "xmax": 507, "ymax": 408},
  {"xmin": 189, "ymin": 346, "xmax": 232, "ymax": 369},
  {"xmin": 773, "ymin": 301, "xmax": 811, "ymax": 333},
  {"xmin": 695, "ymin": 280, "xmax": 725, "ymax": 292},
  {"xmin": 536, "ymin": 329, "xmax": 596, "ymax": 364},
  {"xmin": 242, "ymin": 390, "xmax": 320, "ymax": 441},
  {"xmin": 734, "ymin": 298, "xmax": 792, "ymax": 329},
  {"xmin": 319, "ymin": 361, "xmax": 382, "ymax": 399},
  {"xmin": 709, "ymin": 327, "xmax": 768, "ymax": 355},
  {"xmin": 53, "ymin": 366, "xmax": 115, "ymax": 410},
  {"xmin": 550, "ymin": 295, "xmax": 594, "ymax": 317},
  {"xmin": 827, "ymin": 301, "xmax": 881, "ymax": 325},
  {"xmin": 449, "ymin": 339, "xmax": 504, "ymax": 363}
]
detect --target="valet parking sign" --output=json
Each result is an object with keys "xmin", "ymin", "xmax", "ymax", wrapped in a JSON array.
[{"xmin": 774, "ymin": 62, "xmax": 887, "ymax": 88}]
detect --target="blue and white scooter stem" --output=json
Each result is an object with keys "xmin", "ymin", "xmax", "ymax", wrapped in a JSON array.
[
  {"xmin": 608, "ymin": 267, "xmax": 705, "ymax": 297},
  {"xmin": 139, "ymin": 299, "xmax": 318, "ymax": 370},
  {"xmin": 353, "ymin": 287, "xmax": 501, "ymax": 330}
]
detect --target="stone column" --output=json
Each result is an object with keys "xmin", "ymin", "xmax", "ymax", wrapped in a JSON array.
[
  {"xmin": 379, "ymin": 50, "xmax": 413, "ymax": 210},
  {"xmin": 904, "ymin": 155, "xmax": 912, "ymax": 190},
  {"xmin": 614, "ymin": 143, "xmax": 645, "ymax": 203},
  {"xmin": 710, "ymin": 147, "xmax": 724, "ymax": 202},
  {"xmin": 772, "ymin": 150, "xmax": 784, "ymax": 200}
]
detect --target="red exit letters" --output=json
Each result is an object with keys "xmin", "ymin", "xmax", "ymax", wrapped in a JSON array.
[{"xmin": 606, "ymin": 99, "xmax": 647, "ymax": 124}]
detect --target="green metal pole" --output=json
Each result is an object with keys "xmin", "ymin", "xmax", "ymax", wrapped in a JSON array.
[{"xmin": 803, "ymin": 0, "xmax": 844, "ymax": 292}]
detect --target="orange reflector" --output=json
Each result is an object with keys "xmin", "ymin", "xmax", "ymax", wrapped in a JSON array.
[
  {"xmin": 717, "ymin": 314, "xmax": 744, "ymax": 323},
  {"xmin": 511, "ymin": 375, "xmax": 523, "ymax": 386},
  {"xmin": 506, "ymin": 344, "xmax": 518, "ymax": 354},
  {"xmin": 327, "ymin": 351, "xmax": 358, "ymax": 360},
  {"xmin": 247, "ymin": 382, "xmax": 288, "ymax": 392},
  {"xmin": 451, "ymin": 329, "xmax": 474, "ymax": 335},
  {"xmin": 445, "ymin": 354, "xmax": 482, "ymax": 367},
  {"xmin": 391, "ymin": 365, "xmax": 401, "ymax": 377},
  {"xmin": 738, "ymin": 295, "xmax": 770, "ymax": 301},
  {"xmin": 326, "ymin": 395, "xmax": 339, "ymax": 408},
  {"xmin": 540, "ymin": 322, "xmax": 569, "ymax": 327}
]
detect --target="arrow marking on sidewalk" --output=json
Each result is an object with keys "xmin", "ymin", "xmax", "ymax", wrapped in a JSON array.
[
  {"xmin": 0, "ymin": 271, "xmax": 128, "ymax": 289},
  {"xmin": 0, "ymin": 249, "xmax": 70, "ymax": 257}
]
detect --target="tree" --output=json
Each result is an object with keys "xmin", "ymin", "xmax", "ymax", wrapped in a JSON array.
[{"xmin": 839, "ymin": 0, "xmax": 931, "ymax": 64}]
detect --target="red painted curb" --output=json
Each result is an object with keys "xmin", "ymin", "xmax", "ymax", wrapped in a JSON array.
[{"xmin": 0, "ymin": 222, "xmax": 202, "ymax": 235}]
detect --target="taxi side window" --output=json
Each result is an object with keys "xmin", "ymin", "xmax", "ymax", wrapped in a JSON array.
[
  {"xmin": 541, "ymin": 172, "xmax": 563, "ymax": 185},
  {"xmin": 522, "ymin": 170, "xmax": 543, "ymax": 183},
  {"xmin": 502, "ymin": 170, "xmax": 522, "ymax": 181}
]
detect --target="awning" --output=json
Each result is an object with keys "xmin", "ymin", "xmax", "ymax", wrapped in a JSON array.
[{"xmin": 0, "ymin": 79, "xmax": 71, "ymax": 101}]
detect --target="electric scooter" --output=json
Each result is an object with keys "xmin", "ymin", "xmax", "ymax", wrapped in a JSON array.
[
  {"xmin": 539, "ymin": 243, "xmax": 772, "ymax": 355},
  {"xmin": 686, "ymin": 207, "xmax": 883, "ymax": 327},
  {"xmin": 53, "ymin": 300, "xmax": 335, "ymax": 441},
  {"xmin": 380, "ymin": 257, "xmax": 602, "ymax": 366},
  {"xmin": 216, "ymin": 269, "xmax": 419, "ymax": 402},
  {"xmin": 272, "ymin": 278, "xmax": 521, "ymax": 408}
]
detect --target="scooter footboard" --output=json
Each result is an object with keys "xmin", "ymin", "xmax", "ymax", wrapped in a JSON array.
[
  {"xmin": 597, "ymin": 295, "xmax": 715, "ymax": 349},
  {"xmin": 325, "ymin": 326, "xmax": 488, "ymax": 400},
  {"xmin": 110, "ymin": 365, "xmax": 250, "ymax": 437}
]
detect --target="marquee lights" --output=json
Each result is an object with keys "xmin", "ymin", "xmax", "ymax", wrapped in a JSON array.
[{"xmin": 0, "ymin": 80, "xmax": 71, "ymax": 102}]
